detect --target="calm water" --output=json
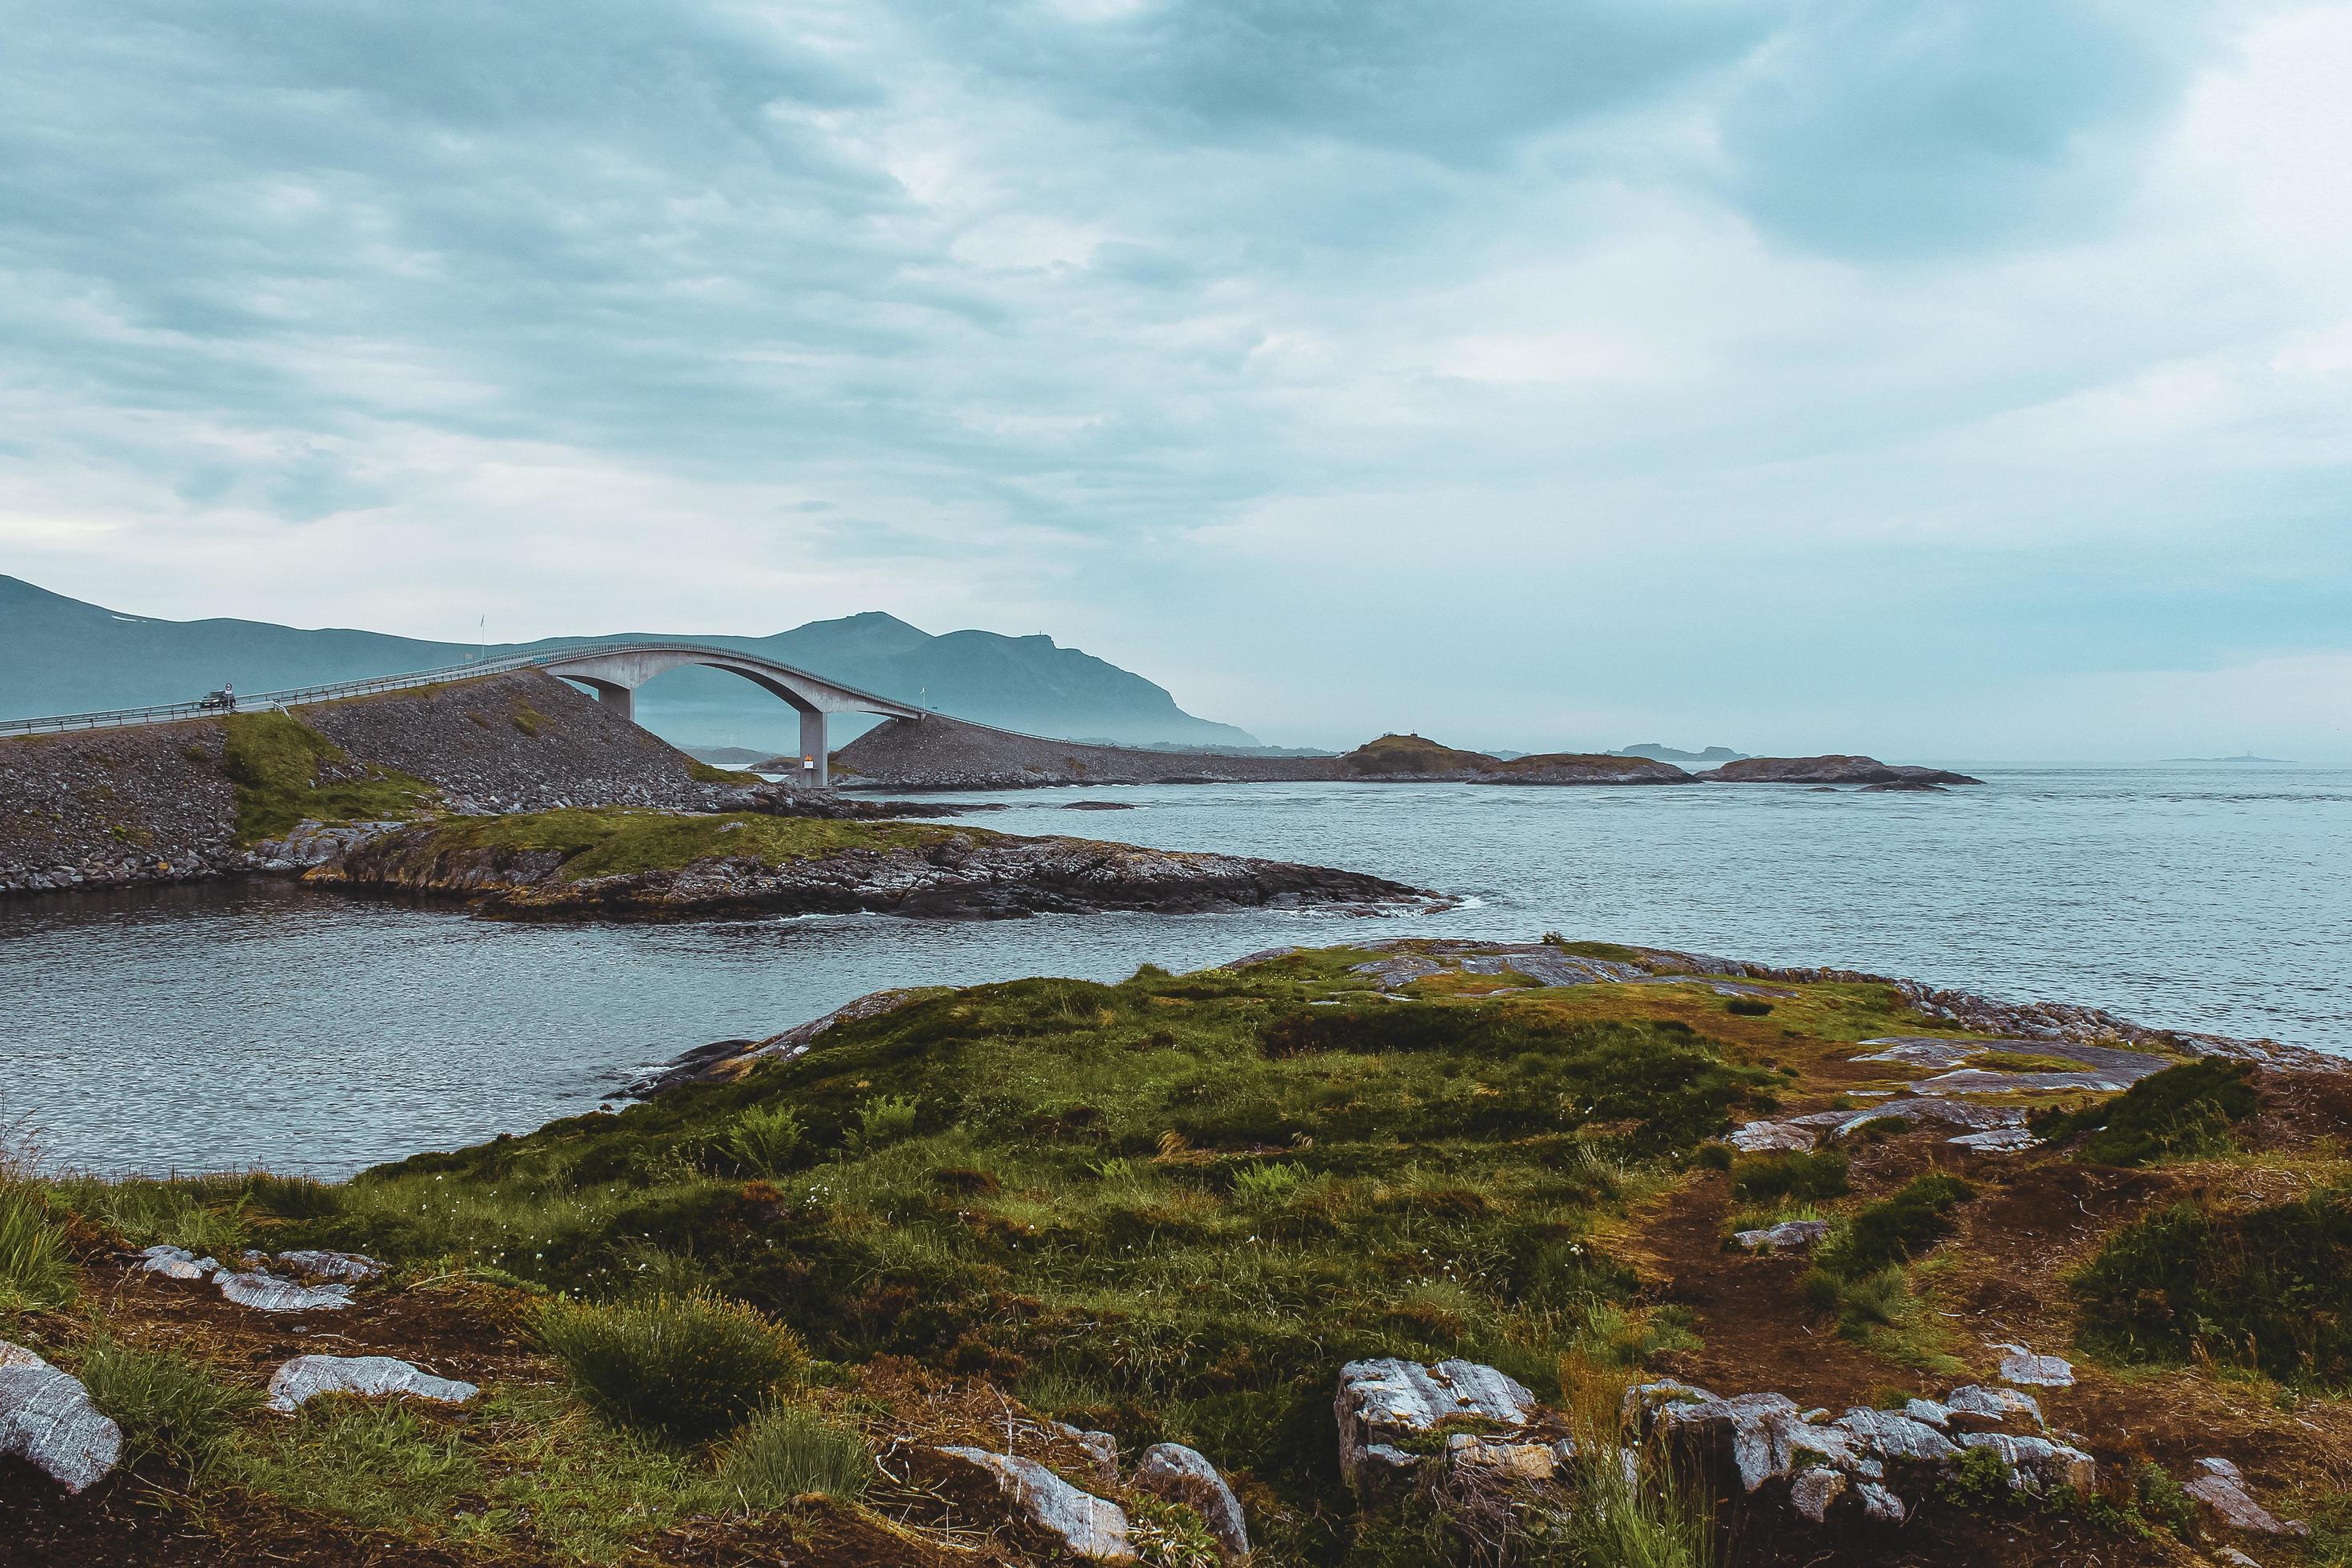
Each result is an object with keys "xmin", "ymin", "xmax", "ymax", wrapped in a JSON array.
[{"xmin": 5, "ymin": 766, "xmax": 2346, "ymax": 1176}]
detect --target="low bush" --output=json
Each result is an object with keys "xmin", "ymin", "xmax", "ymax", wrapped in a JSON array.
[
  {"xmin": 1726, "ymin": 998, "xmax": 1773, "ymax": 1018},
  {"xmin": 2071, "ymin": 1186, "xmax": 2352, "ymax": 1385},
  {"xmin": 718, "ymin": 1403, "xmax": 870, "ymax": 1505},
  {"xmin": 78, "ymin": 1338, "xmax": 259, "ymax": 1470},
  {"xmin": 0, "ymin": 1183, "xmax": 75, "ymax": 1313},
  {"xmin": 847, "ymin": 1095, "xmax": 920, "ymax": 1153},
  {"xmin": 723, "ymin": 1105, "xmax": 803, "ymax": 1176},
  {"xmin": 539, "ymin": 1290, "xmax": 806, "ymax": 1442},
  {"xmin": 1729, "ymin": 1148, "xmax": 1849, "ymax": 1206},
  {"xmin": 1815, "ymin": 1174, "xmax": 1974, "ymax": 1280},
  {"xmin": 2031, "ymin": 1058, "xmax": 2258, "ymax": 1167}
]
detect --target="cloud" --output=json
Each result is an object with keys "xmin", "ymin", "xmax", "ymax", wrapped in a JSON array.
[{"xmin": 0, "ymin": 1, "xmax": 2346, "ymax": 758}]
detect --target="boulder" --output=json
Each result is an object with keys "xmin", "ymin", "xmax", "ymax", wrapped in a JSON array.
[
  {"xmin": 1854, "ymin": 1480, "xmax": 1909, "ymax": 1523},
  {"xmin": 0, "ymin": 1341, "xmax": 122, "ymax": 1494},
  {"xmin": 1726, "ymin": 1122, "xmax": 1816, "ymax": 1153},
  {"xmin": 216, "ymin": 1270, "xmax": 354, "ymax": 1313},
  {"xmin": 272, "ymin": 1250, "xmax": 386, "ymax": 1282},
  {"xmin": 1994, "ymin": 1344, "xmax": 2075, "ymax": 1388},
  {"xmin": 138, "ymin": 1244, "xmax": 218, "ymax": 1280},
  {"xmin": 1903, "ymin": 1398, "xmax": 1955, "ymax": 1430},
  {"xmin": 266, "ymin": 1355, "xmax": 479, "ymax": 1414},
  {"xmin": 1048, "ymin": 1419, "xmax": 1120, "ymax": 1485},
  {"xmin": 2184, "ymin": 1457, "xmax": 2301, "ymax": 1536},
  {"xmin": 1790, "ymin": 1465, "xmax": 1846, "ymax": 1522},
  {"xmin": 1334, "ymin": 1358, "xmax": 1534, "ymax": 1499},
  {"xmin": 1943, "ymin": 1385, "xmax": 2042, "ymax": 1429},
  {"xmin": 1734, "ymin": 1220, "xmax": 1829, "ymax": 1252},
  {"xmin": 1830, "ymin": 1407, "xmax": 1956, "ymax": 1466},
  {"xmin": 1134, "ymin": 1442, "xmax": 1250, "ymax": 1562},
  {"xmin": 1622, "ymin": 1379, "xmax": 1716, "ymax": 1435},
  {"xmin": 934, "ymin": 1447, "xmax": 1134, "ymax": 1562},
  {"xmin": 1954, "ymin": 1432, "xmax": 2096, "ymax": 1494}
]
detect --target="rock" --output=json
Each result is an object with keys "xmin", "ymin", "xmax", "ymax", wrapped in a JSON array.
[
  {"xmin": 1943, "ymin": 1384, "xmax": 2043, "ymax": 1429},
  {"xmin": 272, "ymin": 1250, "xmax": 386, "ymax": 1282},
  {"xmin": 934, "ymin": 1446, "xmax": 1134, "ymax": 1562},
  {"xmin": 0, "ymin": 1341, "xmax": 123, "ymax": 1494},
  {"xmin": 2214, "ymin": 1550, "xmax": 2264, "ymax": 1568},
  {"xmin": 1903, "ymin": 1398, "xmax": 1955, "ymax": 1430},
  {"xmin": 265, "ymin": 1355, "xmax": 478, "ymax": 1414},
  {"xmin": 1446, "ymin": 1433, "xmax": 1574, "ymax": 1483},
  {"xmin": 217, "ymin": 1270, "xmax": 354, "ymax": 1313},
  {"xmin": 1954, "ymin": 1432, "xmax": 2096, "ymax": 1493},
  {"xmin": 1831, "ymin": 1407, "xmax": 1957, "ymax": 1466},
  {"xmin": 1726, "ymin": 1122, "xmax": 1817, "ymax": 1153},
  {"xmin": 1949, "ymin": 1128, "xmax": 2041, "ymax": 1152},
  {"xmin": 1790, "ymin": 1465, "xmax": 1847, "ymax": 1522},
  {"xmin": 1734, "ymin": 1220, "xmax": 1828, "ymax": 1252},
  {"xmin": 1854, "ymin": 1480, "xmax": 1909, "ymax": 1523},
  {"xmin": 1994, "ymin": 1344, "xmax": 2075, "ymax": 1388},
  {"xmin": 2185, "ymin": 1457, "xmax": 2297, "ymax": 1535},
  {"xmin": 1334, "ymin": 1358, "xmax": 1534, "ymax": 1498},
  {"xmin": 1349, "ymin": 955, "xmax": 1446, "ymax": 990},
  {"xmin": 1047, "ymin": 1420, "xmax": 1120, "ymax": 1484},
  {"xmin": 1135, "ymin": 1442, "xmax": 1250, "ymax": 1562},
  {"xmin": 138, "ymin": 1244, "xmax": 218, "ymax": 1280},
  {"xmin": 1654, "ymin": 1391, "xmax": 1813, "ymax": 1491},
  {"xmin": 1622, "ymin": 1379, "xmax": 1717, "ymax": 1435}
]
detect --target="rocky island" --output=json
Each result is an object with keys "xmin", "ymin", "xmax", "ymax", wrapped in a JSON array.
[{"xmin": 6, "ymin": 935, "xmax": 2346, "ymax": 1566}]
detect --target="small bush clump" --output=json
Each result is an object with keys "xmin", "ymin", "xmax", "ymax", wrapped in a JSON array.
[
  {"xmin": 0, "ymin": 1183, "xmax": 76, "ymax": 1313},
  {"xmin": 78, "ymin": 1338, "xmax": 260, "ymax": 1470},
  {"xmin": 2071, "ymin": 1186, "xmax": 2352, "ymax": 1385},
  {"xmin": 2031, "ymin": 1058, "xmax": 2259, "ymax": 1167},
  {"xmin": 718, "ymin": 1403, "xmax": 870, "ymax": 1505},
  {"xmin": 1730, "ymin": 1148, "xmax": 1850, "ymax": 1206},
  {"xmin": 847, "ymin": 1095, "xmax": 920, "ymax": 1153},
  {"xmin": 1814, "ymin": 1174, "xmax": 1974, "ymax": 1280},
  {"xmin": 1726, "ymin": 998, "xmax": 1774, "ymax": 1017},
  {"xmin": 539, "ymin": 1290, "xmax": 806, "ymax": 1442},
  {"xmin": 723, "ymin": 1105, "xmax": 803, "ymax": 1176}
]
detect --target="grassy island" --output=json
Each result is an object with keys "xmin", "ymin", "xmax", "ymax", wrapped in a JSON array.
[{"xmin": 6, "ymin": 939, "xmax": 2352, "ymax": 1566}]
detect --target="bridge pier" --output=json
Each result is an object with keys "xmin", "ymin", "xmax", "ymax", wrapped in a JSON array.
[
  {"xmin": 798, "ymin": 709, "xmax": 829, "ymax": 789},
  {"xmin": 596, "ymin": 685, "xmax": 635, "ymax": 723}
]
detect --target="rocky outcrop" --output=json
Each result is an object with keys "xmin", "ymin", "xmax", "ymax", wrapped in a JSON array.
[
  {"xmin": 0, "ymin": 1342, "xmax": 122, "ymax": 1494},
  {"xmin": 316, "ymin": 825, "xmax": 1445, "ymax": 921},
  {"xmin": 1705, "ymin": 755, "xmax": 1982, "ymax": 786},
  {"xmin": 2183, "ymin": 1457, "xmax": 2307, "ymax": 1536},
  {"xmin": 141, "ymin": 1245, "xmax": 383, "ymax": 1312},
  {"xmin": 932, "ymin": 1446, "xmax": 1135, "ymax": 1562},
  {"xmin": 265, "ymin": 1354, "xmax": 478, "ymax": 1414},
  {"xmin": 1334, "ymin": 1358, "xmax": 1544, "ymax": 1500},
  {"xmin": 1134, "ymin": 1442, "xmax": 1250, "ymax": 1562}
]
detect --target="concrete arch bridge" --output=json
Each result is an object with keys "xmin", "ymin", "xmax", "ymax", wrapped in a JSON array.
[{"xmin": 0, "ymin": 640, "xmax": 930, "ymax": 787}]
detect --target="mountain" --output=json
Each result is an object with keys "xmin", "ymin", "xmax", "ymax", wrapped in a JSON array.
[
  {"xmin": 1610, "ymin": 742, "xmax": 1750, "ymax": 764},
  {"xmin": 0, "ymin": 577, "xmax": 1256, "ymax": 750}
]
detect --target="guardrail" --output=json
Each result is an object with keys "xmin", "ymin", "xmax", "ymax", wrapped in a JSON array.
[{"xmin": 0, "ymin": 642, "xmax": 929, "ymax": 738}]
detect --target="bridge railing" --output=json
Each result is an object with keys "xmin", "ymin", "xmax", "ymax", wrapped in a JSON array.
[{"xmin": 0, "ymin": 642, "xmax": 929, "ymax": 738}]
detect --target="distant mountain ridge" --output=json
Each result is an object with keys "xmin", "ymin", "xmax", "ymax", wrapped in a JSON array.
[{"xmin": 0, "ymin": 576, "xmax": 1255, "ymax": 750}]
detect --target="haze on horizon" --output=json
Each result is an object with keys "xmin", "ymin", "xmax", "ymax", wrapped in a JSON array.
[{"xmin": 1, "ymin": 2, "xmax": 2346, "ymax": 762}]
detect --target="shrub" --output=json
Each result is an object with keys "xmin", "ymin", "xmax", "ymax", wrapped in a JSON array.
[
  {"xmin": 724, "ymin": 1106, "xmax": 803, "ymax": 1176},
  {"xmin": 848, "ymin": 1095, "xmax": 920, "ymax": 1153},
  {"xmin": 718, "ymin": 1402, "xmax": 870, "ymax": 1505},
  {"xmin": 2031, "ymin": 1059, "xmax": 2259, "ymax": 1166},
  {"xmin": 1730, "ymin": 1149, "xmax": 1849, "ymax": 1205},
  {"xmin": 2070, "ymin": 1186, "xmax": 2352, "ymax": 1384},
  {"xmin": 1726, "ymin": 998, "xmax": 1774, "ymax": 1018},
  {"xmin": 539, "ymin": 1290, "xmax": 806, "ymax": 1442},
  {"xmin": 78, "ymin": 1338, "xmax": 259, "ymax": 1470},
  {"xmin": 1231, "ymin": 1162, "xmax": 1307, "ymax": 1208},
  {"xmin": 1815, "ymin": 1174, "xmax": 1974, "ymax": 1280},
  {"xmin": 0, "ymin": 1183, "xmax": 75, "ymax": 1313}
]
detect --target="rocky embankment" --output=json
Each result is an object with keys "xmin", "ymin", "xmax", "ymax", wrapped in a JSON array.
[
  {"xmin": 0, "ymin": 672, "xmax": 754, "ymax": 896},
  {"xmin": 309, "ymin": 815, "xmax": 1443, "ymax": 920}
]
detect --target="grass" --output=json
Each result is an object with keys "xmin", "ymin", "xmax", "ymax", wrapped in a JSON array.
[
  {"xmin": 1729, "ymin": 1148, "xmax": 1849, "ymax": 1205},
  {"xmin": 77, "ymin": 1337, "xmax": 260, "ymax": 1470},
  {"xmin": 386, "ymin": 807, "xmax": 964, "ymax": 882},
  {"xmin": 233, "ymin": 1397, "xmax": 482, "ymax": 1534},
  {"xmin": 725, "ymin": 1105, "xmax": 804, "ymax": 1176},
  {"xmin": 2030, "ymin": 1058, "xmax": 2259, "ymax": 1166},
  {"xmin": 219, "ymin": 711, "xmax": 437, "ymax": 844},
  {"xmin": 538, "ymin": 1290, "xmax": 807, "ymax": 1442},
  {"xmin": 2071, "ymin": 1184, "xmax": 2352, "ymax": 1386},
  {"xmin": 0, "ymin": 1180, "xmax": 76, "ymax": 1314},
  {"xmin": 718, "ymin": 1402, "xmax": 871, "ymax": 1505},
  {"xmin": 1812, "ymin": 1173, "xmax": 1974, "ymax": 1280}
]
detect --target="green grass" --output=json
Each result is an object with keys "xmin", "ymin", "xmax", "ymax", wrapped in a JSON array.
[
  {"xmin": 233, "ymin": 1396, "xmax": 482, "ymax": 1533},
  {"xmin": 0, "ymin": 1181, "xmax": 76, "ymax": 1314},
  {"xmin": 1814, "ymin": 1173, "xmax": 1974, "ymax": 1279},
  {"xmin": 393, "ymin": 807, "xmax": 965, "ymax": 882},
  {"xmin": 2071, "ymin": 1185, "xmax": 2352, "ymax": 1385},
  {"xmin": 718, "ymin": 1402, "xmax": 870, "ymax": 1505},
  {"xmin": 2030, "ymin": 1058, "xmax": 2259, "ymax": 1166},
  {"xmin": 77, "ymin": 1338, "xmax": 260, "ymax": 1470},
  {"xmin": 219, "ymin": 711, "xmax": 437, "ymax": 844},
  {"xmin": 538, "ymin": 1290, "xmax": 807, "ymax": 1442},
  {"xmin": 1729, "ymin": 1148, "xmax": 1849, "ymax": 1205},
  {"xmin": 724, "ymin": 1105, "xmax": 804, "ymax": 1176}
]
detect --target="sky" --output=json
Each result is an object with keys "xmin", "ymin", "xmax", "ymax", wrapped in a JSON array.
[{"xmin": 1, "ymin": 1, "xmax": 2347, "ymax": 760}]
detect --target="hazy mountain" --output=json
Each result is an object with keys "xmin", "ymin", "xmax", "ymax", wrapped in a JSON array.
[
  {"xmin": 1610, "ymin": 742, "xmax": 1750, "ymax": 764},
  {"xmin": 0, "ymin": 577, "xmax": 1256, "ymax": 750}
]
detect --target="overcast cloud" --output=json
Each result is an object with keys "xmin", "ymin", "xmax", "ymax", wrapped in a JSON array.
[{"xmin": 2, "ymin": 0, "xmax": 2347, "ymax": 758}]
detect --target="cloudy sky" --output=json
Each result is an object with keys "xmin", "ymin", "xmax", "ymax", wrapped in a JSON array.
[{"xmin": 2, "ymin": 2, "xmax": 2347, "ymax": 758}]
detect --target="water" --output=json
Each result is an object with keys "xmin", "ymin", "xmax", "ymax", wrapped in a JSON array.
[{"xmin": 5, "ymin": 766, "xmax": 2346, "ymax": 1176}]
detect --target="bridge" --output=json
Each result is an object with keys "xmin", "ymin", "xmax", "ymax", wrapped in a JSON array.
[{"xmin": 0, "ymin": 642, "xmax": 931, "ymax": 787}]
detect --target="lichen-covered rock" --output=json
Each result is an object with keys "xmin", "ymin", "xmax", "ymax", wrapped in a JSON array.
[
  {"xmin": 1831, "ymin": 1407, "xmax": 1957, "ymax": 1466},
  {"xmin": 934, "ymin": 1447, "xmax": 1134, "ymax": 1562},
  {"xmin": 217, "ymin": 1270, "xmax": 354, "ymax": 1313},
  {"xmin": 0, "ymin": 1341, "xmax": 122, "ymax": 1494},
  {"xmin": 265, "ymin": 1355, "xmax": 478, "ymax": 1414},
  {"xmin": 1954, "ymin": 1432, "xmax": 2096, "ymax": 1493},
  {"xmin": 1854, "ymin": 1480, "xmax": 1908, "ymax": 1522},
  {"xmin": 1790, "ymin": 1465, "xmax": 1847, "ymax": 1522},
  {"xmin": 1994, "ymin": 1344, "xmax": 2075, "ymax": 1388},
  {"xmin": 1904, "ymin": 1398, "xmax": 1955, "ymax": 1430},
  {"xmin": 138, "ymin": 1244, "xmax": 218, "ymax": 1280},
  {"xmin": 1734, "ymin": 1219, "xmax": 1829, "ymax": 1252},
  {"xmin": 1943, "ymin": 1385, "xmax": 2043, "ymax": 1430},
  {"xmin": 1446, "ymin": 1433, "xmax": 1574, "ymax": 1483},
  {"xmin": 271, "ymin": 1250, "xmax": 386, "ymax": 1282},
  {"xmin": 2185, "ymin": 1457, "xmax": 2300, "ymax": 1535},
  {"xmin": 1135, "ymin": 1442, "xmax": 1250, "ymax": 1562},
  {"xmin": 1334, "ymin": 1358, "xmax": 1534, "ymax": 1498},
  {"xmin": 1726, "ymin": 1122, "xmax": 1817, "ymax": 1153}
]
